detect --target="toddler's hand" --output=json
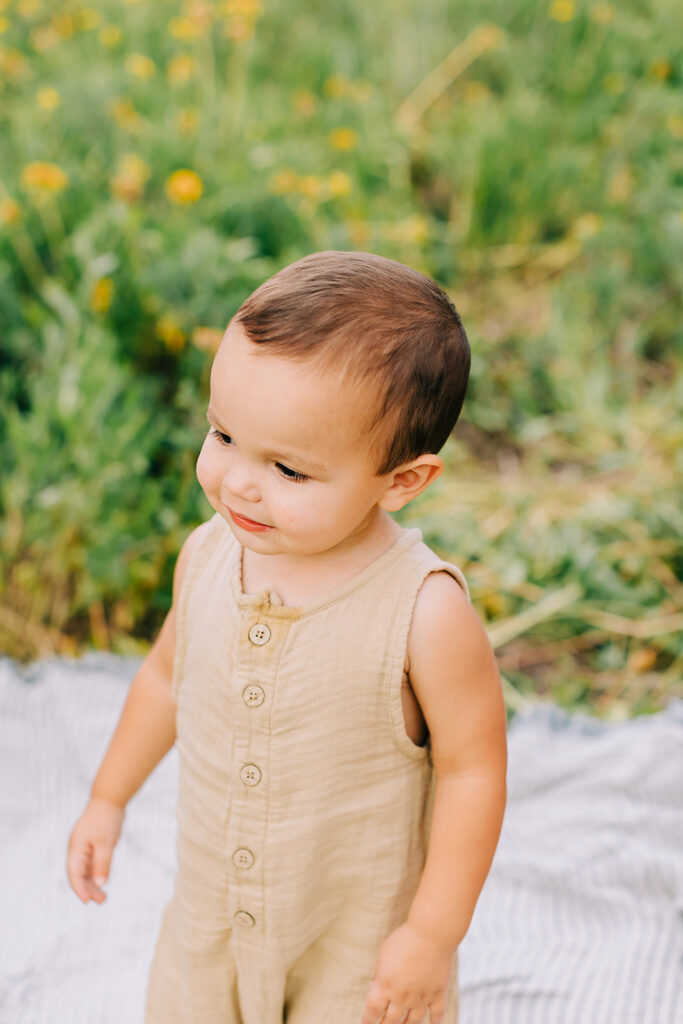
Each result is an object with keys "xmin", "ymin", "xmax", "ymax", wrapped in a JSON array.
[
  {"xmin": 66, "ymin": 797, "xmax": 125, "ymax": 904},
  {"xmin": 360, "ymin": 922, "xmax": 455, "ymax": 1024}
]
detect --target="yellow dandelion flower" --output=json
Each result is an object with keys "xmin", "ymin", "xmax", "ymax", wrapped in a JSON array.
[
  {"xmin": 268, "ymin": 168, "xmax": 299, "ymax": 195},
  {"xmin": 292, "ymin": 90, "xmax": 317, "ymax": 117},
  {"xmin": 78, "ymin": 9, "xmax": 102, "ymax": 30},
  {"xmin": 324, "ymin": 75, "xmax": 350, "ymax": 98},
  {"xmin": 165, "ymin": 169, "xmax": 203, "ymax": 204},
  {"xmin": 224, "ymin": 17, "xmax": 254, "ymax": 41},
  {"xmin": 549, "ymin": 0, "xmax": 575, "ymax": 22},
  {"xmin": 30, "ymin": 24, "xmax": 59, "ymax": 50},
  {"xmin": 603, "ymin": 71, "xmax": 625, "ymax": 94},
  {"xmin": 21, "ymin": 161, "xmax": 69, "ymax": 193},
  {"xmin": 648, "ymin": 59, "xmax": 671, "ymax": 80},
  {"xmin": 0, "ymin": 48, "xmax": 31, "ymax": 80},
  {"xmin": 109, "ymin": 97, "xmax": 142, "ymax": 131},
  {"xmin": 90, "ymin": 277, "xmax": 114, "ymax": 313},
  {"xmin": 327, "ymin": 170, "xmax": 352, "ymax": 198},
  {"xmin": 52, "ymin": 12, "xmax": 75, "ymax": 37},
  {"xmin": 177, "ymin": 107, "xmax": 200, "ymax": 136},
  {"xmin": 168, "ymin": 16, "xmax": 204, "ymax": 40},
  {"xmin": 167, "ymin": 53, "xmax": 195, "ymax": 83},
  {"xmin": 297, "ymin": 174, "xmax": 322, "ymax": 198},
  {"xmin": 590, "ymin": 3, "xmax": 613, "ymax": 23},
  {"xmin": 37, "ymin": 87, "xmax": 60, "ymax": 110},
  {"xmin": 120, "ymin": 152, "xmax": 152, "ymax": 180},
  {"xmin": 110, "ymin": 152, "xmax": 151, "ymax": 202},
  {"xmin": 328, "ymin": 127, "xmax": 358, "ymax": 151},
  {"xmin": 0, "ymin": 198, "xmax": 22, "ymax": 225},
  {"xmin": 186, "ymin": 0, "xmax": 213, "ymax": 22},
  {"xmin": 99, "ymin": 24, "xmax": 122, "ymax": 46},
  {"xmin": 221, "ymin": 0, "xmax": 260, "ymax": 41},
  {"xmin": 221, "ymin": 0, "xmax": 261, "ymax": 17},
  {"xmin": 192, "ymin": 326, "xmax": 224, "ymax": 353},
  {"xmin": 0, "ymin": 16, "xmax": 9, "ymax": 33},
  {"xmin": 17, "ymin": 0, "xmax": 40, "ymax": 16},
  {"xmin": 393, "ymin": 214, "xmax": 429, "ymax": 245},
  {"xmin": 126, "ymin": 52, "xmax": 156, "ymax": 79},
  {"xmin": 156, "ymin": 315, "xmax": 186, "ymax": 353},
  {"xmin": 667, "ymin": 115, "xmax": 683, "ymax": 140}
]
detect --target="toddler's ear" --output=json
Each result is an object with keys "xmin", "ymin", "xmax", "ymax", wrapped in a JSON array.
[{"xmin": 378, "ymin": 454, "xmax": 443, "ymax": 512}]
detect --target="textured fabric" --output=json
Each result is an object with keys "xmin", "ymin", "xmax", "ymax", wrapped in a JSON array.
[
  {"xmin": 145, "ymin": 513, "xmax": 469, "ymax": 1024},
  {"xmin": 461, "ymin": 704, "xmax": 683, "ymax": 1024},
  {"xmin": 1, "ymin": 655, "xmax": 682, "ymax": 1023}
]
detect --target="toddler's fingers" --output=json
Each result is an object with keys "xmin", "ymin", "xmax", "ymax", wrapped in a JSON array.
[
  {"xmin": 427, "ymin": 998, "xmax": 446, "ymax": 1024},
  {"xmin": 66, "ymin": 840, "xmax": 106, "ymax": 903},
  {"xmin": 66, "ymin": 845, "xmax": 94, "ymax": 903},
  {"xmin": 403, "ymin": 1005, "xmax": 430, "ymax": 1024},
  {"xmin": 379, "ymin": 1002, "xmax": 407, "ymax": 1023},
  {"xmin": 91, "ymin": 845, "xmax": 112, "ymax": 894},
  {"xmin": 360, "ymin": 984, "xmax": 389, "ymax": 1024},
  {"xmin": 82, "ymin": 843, "xmax": 112, "ymax": 901}
]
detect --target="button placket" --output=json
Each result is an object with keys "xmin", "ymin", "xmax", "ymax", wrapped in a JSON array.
[{"xmin": 228, "ymin": 609, "xmax": 284, "ymax": 935}]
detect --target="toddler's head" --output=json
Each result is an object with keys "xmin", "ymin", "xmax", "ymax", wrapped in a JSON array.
[
  {"xmin": 234, "ymin": 250, "xmax": 470, "ymax": 475},
  {"xmin": 197, "ymin": 251, "xmax": 470, "ymax": 555}
]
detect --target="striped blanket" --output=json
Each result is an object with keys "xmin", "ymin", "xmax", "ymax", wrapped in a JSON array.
[{"xmin": 1, "ymin": 654, "xmax": 681, "ymax": 1023}]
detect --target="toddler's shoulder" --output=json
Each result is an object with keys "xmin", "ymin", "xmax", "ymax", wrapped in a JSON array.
[
  {"xmin": 410, "ymin": 535, "xmax": 470, "ymax": 603},
  {"xmin": 412, "ymin": 568, "xmax": 472, "ymax": 627},
  {"xmin": 408, "ymin": 559, "xmax": 490, "ymax": 666},
  {"xmin": 406, "ymin": 567, "xmax": 501, "ymax": 743}
]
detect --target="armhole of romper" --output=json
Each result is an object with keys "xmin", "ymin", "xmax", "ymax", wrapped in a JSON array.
[
  {"xmin": 386, "ymin": 557, "xmax": 471, "ymax": 760},
  {"xmin": 170, "ymin": 514, "xmax": 224, "ymax": 704}
]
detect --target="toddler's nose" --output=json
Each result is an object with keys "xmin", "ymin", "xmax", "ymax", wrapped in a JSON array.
[{"xmin": 222, "ymin": 456, "xmax": 261, "ymax": 504}]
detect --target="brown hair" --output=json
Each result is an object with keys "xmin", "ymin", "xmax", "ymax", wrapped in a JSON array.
[{"xmin": 234, "ymin": 250, "xmax": 470, "ymax": 475}]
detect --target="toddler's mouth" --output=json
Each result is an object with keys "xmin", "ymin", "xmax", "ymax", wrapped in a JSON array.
[{"xmin": 227, "ymin": 507, "xmax": 273, "ymax": 533}]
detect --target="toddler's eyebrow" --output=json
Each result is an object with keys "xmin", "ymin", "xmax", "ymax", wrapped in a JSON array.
[{"xmin": 205, "ymin": 406, "xmax": 327, "ymax": 477}]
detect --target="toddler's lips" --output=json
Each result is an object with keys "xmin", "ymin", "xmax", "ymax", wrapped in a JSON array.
[{"xmin": 227, "ymin": 508, "xmax": 273, "ymax": 532}]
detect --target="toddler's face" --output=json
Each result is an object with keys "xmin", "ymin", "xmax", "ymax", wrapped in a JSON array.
[{"xmin": 196, "ymin": 322, "xmax": 393, "ymax": 558}]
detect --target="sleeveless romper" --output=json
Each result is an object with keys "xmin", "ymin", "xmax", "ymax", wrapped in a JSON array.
[{"xmin": 145, "ymin": 512, "xmax": 470, "ymax": 1024}]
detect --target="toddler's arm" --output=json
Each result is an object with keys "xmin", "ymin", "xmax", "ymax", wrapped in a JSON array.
[
  {"xmin": 362, "ymin": 571, "xmax": 507, "ymax": 1024},
  {"xmin": 66, "ymin": 522, "xmax": 208, "ymax": 904}
]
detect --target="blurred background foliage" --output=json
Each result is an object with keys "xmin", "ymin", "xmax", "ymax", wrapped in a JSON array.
[{"xmin": 0, "ymin": 0, "xmax": 681, "ymax": 717}]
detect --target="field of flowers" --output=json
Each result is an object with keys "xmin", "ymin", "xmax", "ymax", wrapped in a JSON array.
[{"xmin": 1, "ymin": 0, "xmax": 681, "ymax": 716}]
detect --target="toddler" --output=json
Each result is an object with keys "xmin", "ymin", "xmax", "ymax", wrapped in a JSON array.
[{"xmin": 67, "ymin": 251, "xmax": 507, "ymax": 1024}]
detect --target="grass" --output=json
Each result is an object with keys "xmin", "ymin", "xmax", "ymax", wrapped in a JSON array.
[{"xmin": 0, "ymin": 0, "xmax": 681, "ymax": 717}]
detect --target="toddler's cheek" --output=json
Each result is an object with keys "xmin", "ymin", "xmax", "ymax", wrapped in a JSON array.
[{"xmin": 195, "ymin": 443, "xmax": 213, "ymax": 494}]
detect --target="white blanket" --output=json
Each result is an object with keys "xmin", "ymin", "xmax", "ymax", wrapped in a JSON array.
[{"xmin": 1, "ymin": 654, "xmax": 681, "ymax": 1023}]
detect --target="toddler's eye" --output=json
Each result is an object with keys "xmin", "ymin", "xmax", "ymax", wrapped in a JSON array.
[
  {"xmin": 276, "ymin": 463, "xmax": 309, "ymax": 483},
  {"xmin": 210, "ymin": 427, "xmax": 233, "ymax": 446}
]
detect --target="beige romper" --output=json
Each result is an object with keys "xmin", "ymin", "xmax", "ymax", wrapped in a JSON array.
[{"xmin": 145, "ymin": 512, "xmax": 470, "ymax": 1024}]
